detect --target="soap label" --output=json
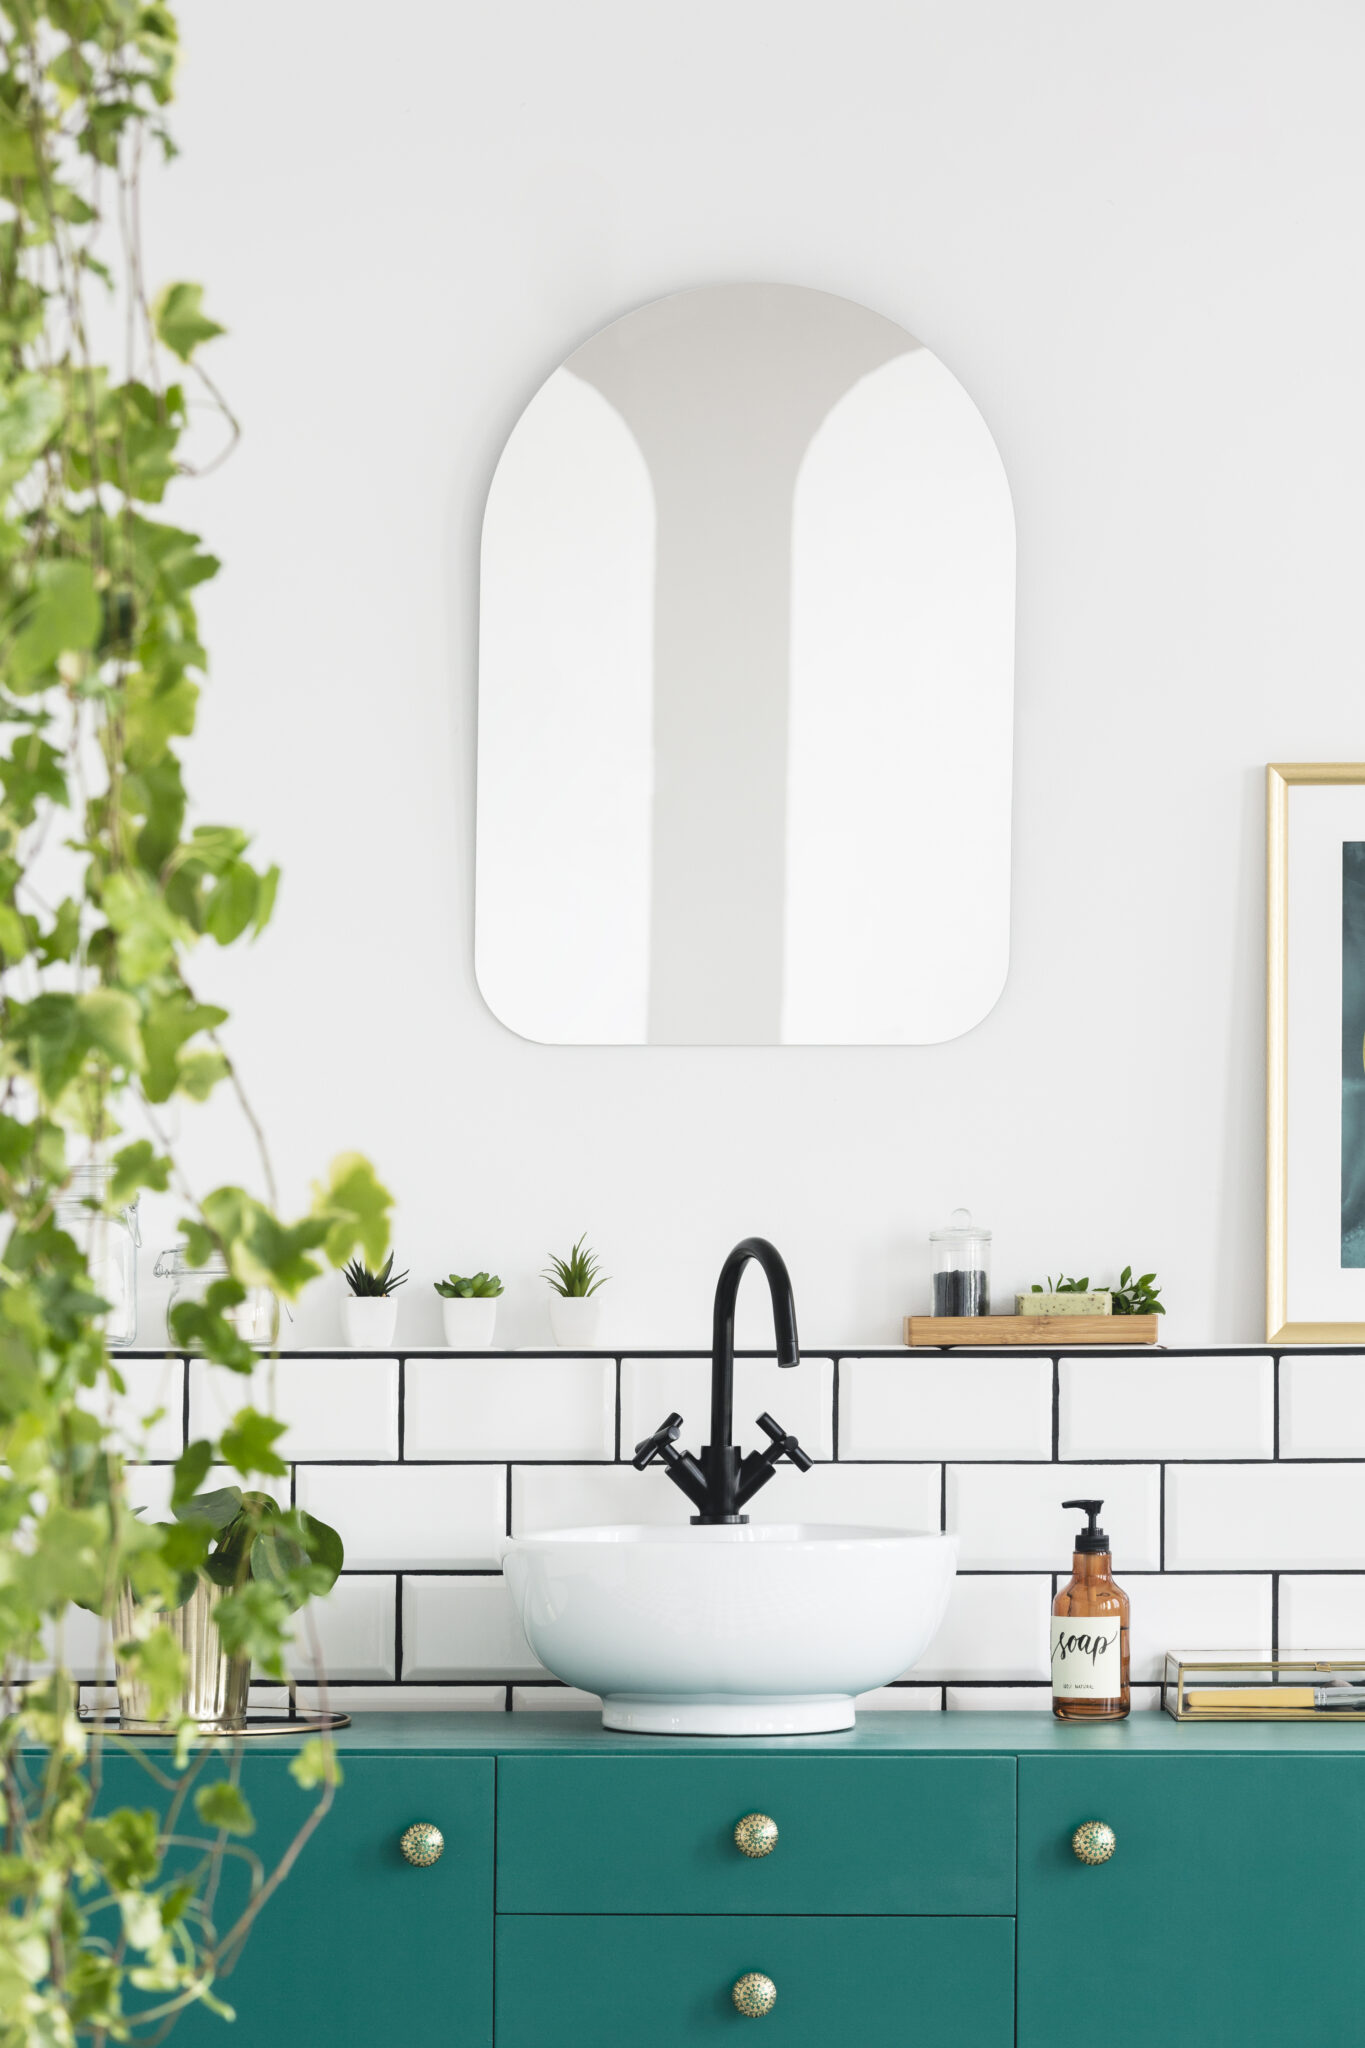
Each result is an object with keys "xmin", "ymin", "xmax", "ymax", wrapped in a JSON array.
[{"xmin": 1051, "ymin": 1616, "xmax": 1123, "ymax": 1698}]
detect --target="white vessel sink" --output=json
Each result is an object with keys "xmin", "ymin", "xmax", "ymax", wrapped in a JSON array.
[{"xmin": 502, "ymin": 1522, "xmax": 957, "ymax": 1735}]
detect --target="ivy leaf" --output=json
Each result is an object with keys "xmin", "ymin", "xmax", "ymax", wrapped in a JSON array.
[
  {"xmin": 77, "ymin": 988, "xmax": 145, "ymax": 1072},
  {"xmin": 0, "ymin": 373, "xmax": 61, "ymax": 472},
  {"xmin": 7, "ymin": 559, "xmax": 100, "ymax": 688},
  {"xmin": 289, "ymin": 1738, "xmax": 342, "ymax": 1791},
  {"xmin": 109, "ymin": 1140, "xmax": 171, "ymax": 1206},
  {"xmin": 313, "ymin": 1152, "xmax": 395, "ymax": 1269},
  {"xmin": 153, "ymin": 282, "xmax": 225, "ymax": 362},
  {"xmin": 204, "ymin": 860, "xmax": 261, "ymax": 945},
  {"xmin": 114, "ymin": 1626, "xmax": 187, "ymax": 1722},
  {"xmin": 220, "ymin": 1407, "xmax": 288, "ymax": 1481},
  {"xmin": 194, "ymin": 1781, "xmax": 254, "ymax": 1837},
  {"xmin": 170, "ymin": 1439, "xmax": 212, "ymax": 1511}
]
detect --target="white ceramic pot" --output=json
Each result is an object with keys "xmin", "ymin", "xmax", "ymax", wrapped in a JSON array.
[
  {"xmin": 342, "ymin": 1295, "xmax": 398, "ymax": 1348},
  {"xmin": 549, "ymin": 1294, "xmax": 602, "ymax": 1347},
  {"xmin": 503, "ymin": 1523, "xmax": 958, "ymax": 1735},
  {"xmin": 441, "ymin": 1296, "xmax": 499, "ymax": 1349}
]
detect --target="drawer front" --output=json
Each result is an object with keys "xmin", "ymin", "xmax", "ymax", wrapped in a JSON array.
[
  {"xmin": 498, "ymin": 1913, "xmax": 1014, "ymax": 2048},
  {"xmin": 1018, "ymin": 1755, "xmax": 1365, "ymax": 2048},
  {"xmin": 102, "ymin": 1752, "xmax": 494, "ymax": 2048},
  {"xmin": 496, "ymin": 1754, "xmax": 1015, "ymax": 1913}
]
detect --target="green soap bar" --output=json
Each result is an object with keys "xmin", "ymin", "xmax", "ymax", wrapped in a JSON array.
[{"xmin": 1015, "ymin": 1291, "xmax": 1112, "ymax": 1315}]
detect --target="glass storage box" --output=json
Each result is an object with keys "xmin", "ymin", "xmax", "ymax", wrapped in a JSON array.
[
  {"xmin": 1163, "ymin": 1650, "xmax": 1365, "ymax": 1720},
  {"xmin": 929, "ymin": 1207, "xmax": 991, "ymax": 1316},
  {"xmin": 155, "ymin": 1244, "xmax": 279, "ymax": 1348}
]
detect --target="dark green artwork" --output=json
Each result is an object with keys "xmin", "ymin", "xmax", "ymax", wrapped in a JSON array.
[{"xmin": 1342, "ymin": 842, "xmax": 1365, "ymax": 1264}]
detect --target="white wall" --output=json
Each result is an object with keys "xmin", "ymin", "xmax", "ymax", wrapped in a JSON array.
[{"xmin": 131, "ymin": 0, "xmax": 1365, "ymax": 1349}]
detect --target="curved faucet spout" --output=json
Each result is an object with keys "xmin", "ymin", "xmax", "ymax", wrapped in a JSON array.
[{"xmin": 711, "ymin": 1237, "xmax": 801, "ymax": 1452}]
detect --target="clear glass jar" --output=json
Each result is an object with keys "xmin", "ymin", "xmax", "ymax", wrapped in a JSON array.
[
  {"xmin": 56, "ymin": 1164, "xmax": 140, "ymax": 1347},
  {"xmin": 155, "ymin": 1245, "xmax": 279, "ymax": 1349},
  {"xmin": 930, "ymin": 1207, "xmax": 991, "ymax": 1316}
]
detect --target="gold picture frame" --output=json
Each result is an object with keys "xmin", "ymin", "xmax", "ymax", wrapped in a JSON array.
[{"xmin": 1266, "ymin": 761, "xmax": 1365, "ymax": 1341}]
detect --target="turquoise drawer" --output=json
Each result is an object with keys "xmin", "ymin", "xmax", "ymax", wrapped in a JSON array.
[
  {"xmin": 496, "ymin": 1754, "xmax": 1015, "ymax": 1913},
  {"xmin": 101, "ymin": 1752, "xmax": 494, "ymax": 2048},
  {"xmin": 497, "ymin": 1913, "xmax": 1014, "ymax": 2047}
]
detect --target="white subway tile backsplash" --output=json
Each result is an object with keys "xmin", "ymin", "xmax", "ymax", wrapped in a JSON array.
[
  {"xmin": 945, "ymin": 1685, "xmax": 1162, "ymax": 1711},
  {"xmin": 124, "ymin": 1465, "xmax": 175, "ymax": 1517},
  {"xmin": 747, "ymin": 1462, "xmax": 939, "ymax": 1530},
  {"xmin": 621, "ymin": 1358, "xmax": 834, "ymax": 1461},
  {"xmin": 841, "ymin": 1357, "xmax": 1051, "ymax": 1460},
  {"xmin": 1123, "ymin": 1573, "xmax": 1272, "ymax": 1680},
  {"xmin": 297, "ymin": 1685, "xmax": 506, "ymax": 1712},
  {"xmin": 189, "ymin": 1357, "xmax": 398, "ymax": 1461},
  {"xmin": 407, "ymin": 1358, "xmax": 614, "ymax": 1460},
  {"xmin": 1277, "ymin": 1575, "xmax": 1365, "ymax": 1654},
  {"xmin": 1060, "ymin": 1356, "xmax": 1273, "ymax": 1460},
  {"xmin": 947, "ymin": 1464, "xmax": 1161, "ymax": 1569},
  {"xmin": 912, "ymin": 1575, "xmax": 1052, "ymax": 1681},
  {"xmin": 945, "ymin": 1687, "xmax": 1050, "ymax": 1710},
  {"xmin": 1166, "ymin": 1465, "xmax": 1365, "ymax": 1568},
  {"xmin": 83, "ymin": 1356, "xmax": 183, "ymax": 1458},
  {"xmin": 287, "ymin": 1576, "xmax": 394, "ymax": 1681},
  {"xmin": 1281, "ymin": 1356, "xmax": 1365, "ymax": 1457},
  {"xmin": 513, "ymin": 1463, "xmax": 680, "ymax": 1534},
  {"xmin": 402, "ymin": 1575, "xmax": 545, "ymax": 1681},
  {"xmin": 854, "ymin": 1687, "xmax": 944, "ymax": 1710},
  {"xmin": 512, "ymin": 1686, "xmax": 602, "ymax": 1711},
  {"xmin": 296, "ymin": 1465, "xmax": 505, "ymax": 1569}
]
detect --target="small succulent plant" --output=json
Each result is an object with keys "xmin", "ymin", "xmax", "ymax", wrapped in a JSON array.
[
  {"xmin": 542, "ymin": 1234, "xmax": 608, "ymax": 1298},
  {"xmin": 343, "ymin": 1252, "xmax": 408, "ymax": 1297},
  {"xmin": 435, "ymin": 1271, "xmax": 503, "ymax": 1299}
]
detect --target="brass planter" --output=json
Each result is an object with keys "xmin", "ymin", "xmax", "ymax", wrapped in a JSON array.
[{"xmin": 114, "ymin": 1578, "xmax": 250, "ymax": 1733}]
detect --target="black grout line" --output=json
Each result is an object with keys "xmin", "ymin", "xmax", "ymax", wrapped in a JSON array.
[
  {"xmin": 181, "ymin": 1357, "xmax": 190, "ymax": 1450},
  {"xmin": 831, "ymin": 1358, "xmax": 840, "ymax": 1461},
  {"xmin": 1271, "ymin": 1573, "xmax": 1280, "ymax": 1657},
  {"xmin": 1159, "ymin": 1465, "xmax": 1165, "ymax": 1569},
  {"xmin": 1273, "ymin": 1353, "xmax": 1281, "ymax": 1457},
  {"xmin": 394, "ymin": 1575, "xmax": 404, "ymax": 1681},
  {"xmin": 1051, "ymin": 1359, "xmax": 1059, "ymax": 1460},
  {"xmin": 939, "ymin": 1466, "xmax": 947, "ymax": 1531},
  {"xmin": 505, "ymin": 1466, "xmax": 512, "ymax": 1539},
  {"xmin": 613, "ymin": 1358, "xmax": 622, "ymax": 1461},
  {"xmin": 397, "ymin": 1356, "xmax": 406, "ymax": 1461}
]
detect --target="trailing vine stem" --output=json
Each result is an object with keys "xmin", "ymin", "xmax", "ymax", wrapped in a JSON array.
[{"xmin": 0, "ymin": 7, "xmax": 393, "ymax": 2043}]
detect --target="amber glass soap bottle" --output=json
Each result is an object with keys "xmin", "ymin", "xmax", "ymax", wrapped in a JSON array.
[{"xmin": 1051, "ymin": 1498, "xmax": 1130, "ymax": 1720}]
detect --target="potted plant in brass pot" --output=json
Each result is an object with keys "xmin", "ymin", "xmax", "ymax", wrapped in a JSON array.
[
  {"xmin": 544, "ymin": 1235, "xmax": 609, "ymax": 1347},
  {"xmin": 115, "ymin": 1487, "xmax": 344, "ymax": 1731},
  {"xmin": 342, "ymin": 1252, "xmax": 407, "ymax": 1347},
  {"xmin": 435, "ymin": 1270, "xmax": 503, "ymax": 1348}
]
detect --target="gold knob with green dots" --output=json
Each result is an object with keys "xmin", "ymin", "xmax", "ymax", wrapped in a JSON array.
[
  {"xmin": 400, "ymin": 1822, "xmax": 445, "ymax": 1867},
  {"xmin": 733, "ymin": 1813, "xmax": 779, "ymax": 1859},
  {"xmin": 732, "ymin": 1972, "xmax": 777, "ymax": 2018},
  {"xmin": 1071, "ymin": 1820, "xmax": 1116, "ymax": 1865}
]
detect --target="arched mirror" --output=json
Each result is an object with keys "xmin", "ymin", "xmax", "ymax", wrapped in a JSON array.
[{"xmin": 476, "ymin": 283, "xmax": 1015, "ymax": 1045}]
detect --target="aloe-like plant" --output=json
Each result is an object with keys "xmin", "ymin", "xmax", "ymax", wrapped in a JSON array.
[
  {"xmin": 435, "ymin": 1272, "xmax": 503, "ymax": 1299},
  {"xmin": 543, "ymin": 1235, "xmax": 608, "ymax": 1298},
  {"xmin": 344, "ymin": 1252, "xmax": 408, "ymax": 1297}
]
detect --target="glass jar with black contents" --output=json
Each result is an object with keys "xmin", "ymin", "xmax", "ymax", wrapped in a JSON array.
[{"xmin": 930, "ymin": 1208, "xmax": 990, "ymax": 1317}]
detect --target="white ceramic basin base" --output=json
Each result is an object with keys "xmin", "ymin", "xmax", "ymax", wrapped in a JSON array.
[{"xmin": 502, "ymin": 1522, "xmax": 957, "ymax": 1737}]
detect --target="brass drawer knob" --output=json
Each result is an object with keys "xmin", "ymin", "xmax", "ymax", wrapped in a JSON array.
[
  {"xmin": 732, "ymin": 1972, "xmax": 777, "ymax": 2018},
  {"xmin": 1071, "ymin": 1820, "xmax": 1116, "ymax": 1865},
  {"xmin": 733, "ymin": 1813, "xmax": 778, "ymax": 1858},
  {"xmin": 400, "ymin": 1822, "xmax": 445, "ymax": 1867}
]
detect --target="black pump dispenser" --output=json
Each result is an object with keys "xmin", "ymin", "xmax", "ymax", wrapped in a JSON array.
[{"xmin": 1063, "ymin": 1498, "xmax": 1110, "ymax": 1554}]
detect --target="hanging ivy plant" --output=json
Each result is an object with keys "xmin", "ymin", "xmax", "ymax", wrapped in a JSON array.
[{"xmin": 0, "ymin": 3, "xmax": 392, "ymax": 2040}]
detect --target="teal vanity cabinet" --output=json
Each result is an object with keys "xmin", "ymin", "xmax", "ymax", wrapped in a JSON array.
[
  {"xmin": 74, "ymin": 1715, "xmax": 1365, "ymax": 2047},
  {"xmin": 96, "ymin": 1746, "xmax": 494, "ymax": 2048},
  {"xmin": 1017, "ymin": 1748, "xmax": 1365, "ymax": 2048}
]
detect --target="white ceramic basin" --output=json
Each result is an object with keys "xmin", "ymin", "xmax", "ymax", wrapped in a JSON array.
[{"xmin": 502, "ymin": 1522, "xmax": 957, "ymax": 1735}]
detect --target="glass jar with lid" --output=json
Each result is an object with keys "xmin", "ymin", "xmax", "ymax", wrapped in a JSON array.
[
  {"xmin": 55, "ymin": 1163, "xmax": 140, "ymax": 1347},
  {"xmin": 929, "ymin": 1207, "xmax": 991, "ymax": 1317},
  {"xmin": 154, "ymin": 1245, "xmax": 279, "ymax": 1349}
]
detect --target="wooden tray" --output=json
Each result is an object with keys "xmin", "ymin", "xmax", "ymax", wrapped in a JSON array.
[{"xmin": 904, "ymin": 1314, "xmax": 1160, "ymax": 1347}]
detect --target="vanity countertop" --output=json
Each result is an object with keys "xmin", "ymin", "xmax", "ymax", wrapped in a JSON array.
[{"xmin": 121, "ymin": 1709, "xmax": 1365, "ymax": 1755}]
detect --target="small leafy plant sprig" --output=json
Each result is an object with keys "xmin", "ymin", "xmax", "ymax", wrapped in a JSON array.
[
  {"xmin": 1111, "ymin": 1266, "xmax": 1164, "ymax": 1316},
  {"xmin": 160, "ymin": 1488, "xmax": 344, "ymax": 1608},
  {"xmin": 1029, "ymin": 1268, "xmax": 1165, "ymax": 1315},
  {"xmin": 435, "ymin": 1272, "xmax": 504, "ymax": 1298},
  {"xmin": 344, "ymin": 1252, "xmax": 408, "ymax": 1297},
  {"xmin": 543, "ymin": 1235, "xmax": 608, "ymax": 1298}
]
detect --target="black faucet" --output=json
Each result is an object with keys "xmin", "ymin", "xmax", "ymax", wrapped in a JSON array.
[{"xmin": 632, "ymin": 1237, "xmax": 813, "ymax": 1524}]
